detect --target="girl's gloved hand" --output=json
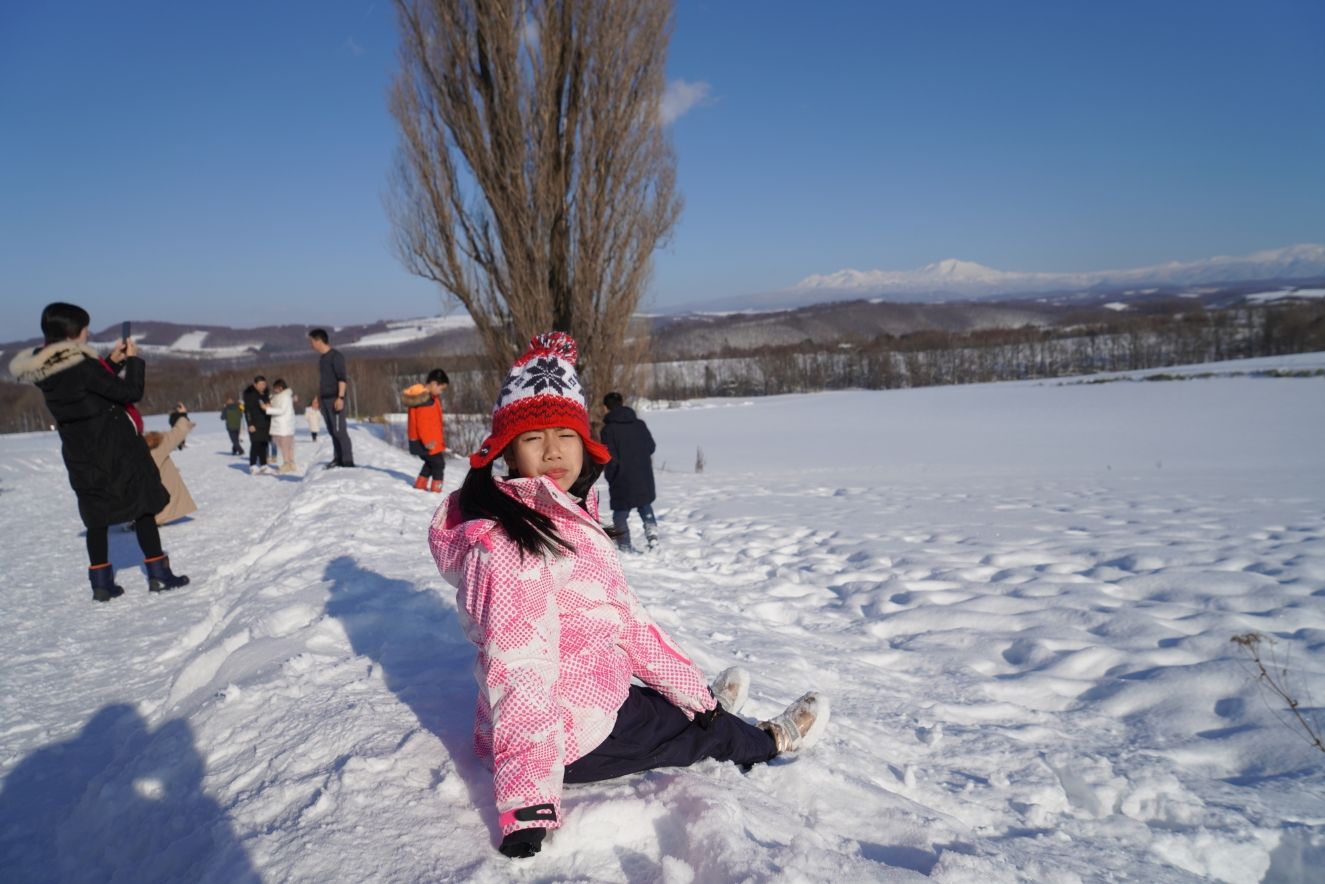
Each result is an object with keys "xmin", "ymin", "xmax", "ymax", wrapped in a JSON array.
[
  {"xmin": 499, "ymin": 827, "xmax": 546, "ymax": 858},
  {"xmin": 694, "ymin": 705, "xmax": 723, "ymax": 729},
  {"xmin": 694, "ymin": 687, "xmax": 723, "ymax": 729}
]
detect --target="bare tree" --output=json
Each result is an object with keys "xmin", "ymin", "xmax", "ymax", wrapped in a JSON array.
[{"xmin": 387, "ymin": 0, "xmax": 681, "ymax": 422}]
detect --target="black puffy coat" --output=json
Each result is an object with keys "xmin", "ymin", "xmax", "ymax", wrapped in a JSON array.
[
  {"xmin": 242, "ymin": 385, "xmax": 270, "ymax": 433},
  {"xmin": 10, "ymin": 343, "xmax": 169, "ymax": 529},
  {"xmin": 600, "ymin": 406, "xmax": 656, "ymax": 511}
]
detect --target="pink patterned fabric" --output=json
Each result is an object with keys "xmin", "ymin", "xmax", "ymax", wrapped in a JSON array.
[{"xmin": 429, "ymin": 476, "xmax": 716, "ymax": 835}]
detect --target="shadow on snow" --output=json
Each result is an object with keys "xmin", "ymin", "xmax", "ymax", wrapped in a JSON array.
[
  {"xmin": 0, "ymin": 705, "xmax": 257, "ymax": 883},
  {"xmin": 320, "ymin": 556, "xmax": 497, "ymax": 841}
]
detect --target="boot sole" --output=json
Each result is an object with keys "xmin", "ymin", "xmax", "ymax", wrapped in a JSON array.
[
  {"xmin": 92, "ymin": 587, "xmax": 125, "ymax": 602},
  {"xmin": 149, "ymin": 576, "xmax": 191, "ymax": 593}
]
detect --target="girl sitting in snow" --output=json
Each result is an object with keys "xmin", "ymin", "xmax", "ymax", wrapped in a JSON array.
[{"xmin": 429, "ymin": 332, "xmax": 828, "ymax": 859}]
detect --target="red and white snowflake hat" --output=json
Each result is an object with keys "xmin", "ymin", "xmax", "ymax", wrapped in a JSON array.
[{"xmin": 470, "ymin": 331, "xmax": 611, "ymax": 469}]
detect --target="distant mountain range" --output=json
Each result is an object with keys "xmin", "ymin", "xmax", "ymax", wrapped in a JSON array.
[
  {"xmin": 671, "ymin": 243, "xmax": 1325, "ymax": 313},
  {"xmin": 6, "ymin": 246, "xmax": 1322, "ymax": 377}
]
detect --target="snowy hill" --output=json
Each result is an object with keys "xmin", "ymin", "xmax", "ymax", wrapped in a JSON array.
[
  {"xmin": 0, "ymin": 315, "xmax": 479, "ymax": 373},
  {"xmin": 2, "ymin": 353, "xmax": 1324, "ymax": 882},
  {"xmin": 677, "ymin": 244, "xmax": 1325, "ymax": 313}
]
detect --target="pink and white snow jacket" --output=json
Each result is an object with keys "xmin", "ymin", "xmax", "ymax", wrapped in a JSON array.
[{"xmin": 428, "ymin": 476, "xmax": 715, "ymax": 836}]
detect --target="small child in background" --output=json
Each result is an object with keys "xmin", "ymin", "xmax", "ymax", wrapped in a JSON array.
[
  {"xmin": 306, "ymin": 397, "xmax": 321, "ymax": 442},
  {"xmin": 402, "ymin": 368, "xmax": 449, "ymax": 492}
]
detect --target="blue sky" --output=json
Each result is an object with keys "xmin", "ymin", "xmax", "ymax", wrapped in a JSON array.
[{"xmin": 2, "ymin": 0, "xmax": 1322, "ymax": 340}]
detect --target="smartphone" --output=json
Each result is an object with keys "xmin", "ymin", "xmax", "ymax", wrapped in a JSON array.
[{"xmin": 121, "ymin": 321, "xmax": 131, "ymax": 343}]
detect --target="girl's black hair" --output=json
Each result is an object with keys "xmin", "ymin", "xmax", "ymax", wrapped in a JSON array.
[
  {"xmin": 41, "ymin": 302, "xmax": 90, "ymax": 344},
  {"xmin": 426, "ymin": 368, "xmax": 450, "ymax": 385},
  {"xmin": 458, "ymin": 448, "xmax": 608, "ymax": 558}
]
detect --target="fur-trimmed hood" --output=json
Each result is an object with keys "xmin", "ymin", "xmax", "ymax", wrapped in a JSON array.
[
  {"xmin": 8, "ymin": 342, "xmax": 101, "ymax": 384},
  {"xmin": 401, "ymin": 383, "xmax": 431, "ymax": 409}
]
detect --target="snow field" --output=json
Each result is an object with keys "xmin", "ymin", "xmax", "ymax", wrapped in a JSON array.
[{"xmin": 1, "ymin": 353, "xmax": 1323, "ymax": 882}]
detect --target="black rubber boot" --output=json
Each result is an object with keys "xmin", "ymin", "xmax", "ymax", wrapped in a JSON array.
[
  {"xmin": 89, "ymin": 565, "xmax": 124, "ymax": 602},
  {"xmin": 145, "ymin": 555, "xmax": 190, "ymax": 593}
]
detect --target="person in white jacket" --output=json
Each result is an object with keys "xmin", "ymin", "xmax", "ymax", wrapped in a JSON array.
[
  {"xmin": 305, "ymin": 397, "xmax": 321, "ymax": 441},
  {"xmin": 266, "ymin": 380, "xmax": 298, "ymax": 473}
]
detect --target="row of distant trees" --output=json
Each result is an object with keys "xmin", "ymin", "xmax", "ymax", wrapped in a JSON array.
[
  {"xmin": 2, "ymin": 301, "xmax": 1320, "ymax": 437},
  {"xmin": 643, "ymin": 302, "xmax": 1325, "ymax": 399}
]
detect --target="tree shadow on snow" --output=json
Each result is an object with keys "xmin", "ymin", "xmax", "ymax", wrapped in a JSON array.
[
  {"xmin": 0, "ymin": 704, "xmax": 258, "ymax": 884},
  {"xmin": 321, "ymin": 556, "xmax": 497, "ymax": 840}
]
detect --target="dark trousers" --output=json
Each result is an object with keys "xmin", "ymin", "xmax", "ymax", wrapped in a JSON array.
[
  {"xmin": 320, "ymin": 400, "xmax": 354, "ymax": 466},
  {"xmin": 564, "ymin": 686, "xmax": 777, "ymax": 783},
  {"xmin": 86, "ymin": 514, "xmax": 162, "ymax": 567},
  {"xmin": 611, "ymin": 504, "xmax": 656, "ymax": 532},
  {"xmin": 612, "ymin": 504, "xmax": 656, "ymax": 550},
  {"xmin": 248, "ymin": 430, "xmax": 269, "ymax": 467},
  {"xmin": 417, "ymin": 452, "xmax": 446, "ymax": 481},
  {"xmin": 227, "ymin": 429, "xmax": 243, "ymax": 455}
]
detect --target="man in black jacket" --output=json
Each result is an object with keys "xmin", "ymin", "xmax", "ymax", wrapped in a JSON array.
[
  {"xmin": 309, "ymin": 328, "xmax": 354, "ymax": 468},
  {"xmin": 242, "ymin": 376, "xmax": 271, "ymax": 474},
  {"xmin": 600, "ymin": 392, "xmax": 659, "ymax": 551},
  {"xmin": 9, "ymin": 302, "xmax": 190, "ymax": 600}
]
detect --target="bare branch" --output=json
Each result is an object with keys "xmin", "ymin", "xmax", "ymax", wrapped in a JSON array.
[
  {"xmin": 387, "ymin": 0, "xmax": 679, "ymax": 417},
  {"xmin": 1231, "ymin": 632, "xmax": 1325, "ymax": 755}
]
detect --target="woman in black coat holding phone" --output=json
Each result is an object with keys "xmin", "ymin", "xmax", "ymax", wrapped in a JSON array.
[{"xmin": 8, "ymin": 303, "xmax": 190, "ymax": 601}]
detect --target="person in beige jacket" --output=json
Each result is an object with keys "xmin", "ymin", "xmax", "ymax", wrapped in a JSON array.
[{"xmin": 144, "ymin": 403, "xmax": 198, "ymax": 525}]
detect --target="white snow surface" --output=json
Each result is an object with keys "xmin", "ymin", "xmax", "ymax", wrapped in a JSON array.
[
  {"xmin": 2, "ymin": 354, "xmax": 1325, "ymax": 883},
  {"xmin": 344, "ymin": 315, "xmax": 475, "ymax": 349},
  {"xmin": 168, "ymin": 331, "xmax": 210, "ymax": 350},
  {"xmin": 1243, "ymin": 289, "xmax": 1325, "ymax": 305}
]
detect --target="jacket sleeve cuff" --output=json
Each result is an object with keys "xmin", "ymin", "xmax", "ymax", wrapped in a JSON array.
[{"xmin": 498, "ymin": 801, "xmax": 560, "ymax": 835}]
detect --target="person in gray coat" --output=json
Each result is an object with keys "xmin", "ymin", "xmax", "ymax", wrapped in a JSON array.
[{"xmin": 600, "ymin": 392, "xmax": 658, "ymax": 551}]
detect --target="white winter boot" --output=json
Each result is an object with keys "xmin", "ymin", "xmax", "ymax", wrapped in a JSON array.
[
  {"xmin": 758, "ymin": 693, "xmax": 829, "ymax": 754},
  {"xmin": 711, "ymin": 666, "xmax": 750, "ymax": 714},
  {"xmin": 644, "ymin": 522, "xmax": 659, "ymax": 550}
]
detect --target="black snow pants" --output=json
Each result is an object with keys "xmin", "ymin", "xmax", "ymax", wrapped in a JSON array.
[
  {"xmin": 86, "ymin": 514, "xmax": 163, "ymax": 567},
  {"xmin": 416, "ymin": 451, "xmax": 446, "ymax": 481},
  {"xmin": 320, "ymin": 400, "xmax": 354, "ymax": 466},
  {"xmin": 248, "ymin": 430, "xmax": 269, "ymax": 467},
  {"xmin": 227, "ymin": 429, "xmax": 243, "ymax": 455},
  {"xmin": 563, "ymin": 685, "xmax": 777, "ymax": 783}
]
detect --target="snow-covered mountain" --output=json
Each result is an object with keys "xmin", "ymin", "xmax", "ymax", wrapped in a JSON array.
[
  {"xmin": 798, "ymin": 243, "xmax": 1325, "ymax": 297},
  {"xmin": 675, "ymin": 244, "xmax": 1325, "ymax": 313}
]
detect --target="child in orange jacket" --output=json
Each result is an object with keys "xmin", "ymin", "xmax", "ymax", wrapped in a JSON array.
[{"xmin": 402, "ymin": 369, "xmax": 449, "ymax": 491}]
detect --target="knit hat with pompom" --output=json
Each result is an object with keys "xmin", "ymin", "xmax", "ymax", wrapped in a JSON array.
[{"xmin": 470, "ymin": 332, "xmax": 610, "ymax": 469}]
